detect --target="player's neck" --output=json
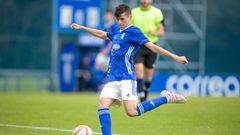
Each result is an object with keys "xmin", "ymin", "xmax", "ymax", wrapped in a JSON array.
[{"xmin": 140, "ymin": 5, "xmax": 151, "ymax": 11}]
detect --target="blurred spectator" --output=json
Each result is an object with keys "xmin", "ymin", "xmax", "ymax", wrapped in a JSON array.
[
  {"xmin": 95, "ymin": 10, "xmax": 119, "ymax": 72},
  {"xmin": 77, "ymin": 55, "xmax": 94, "ymax": 91},
  {"xmin": 77, "ymin": 10, "xmax": 119, "ymax": 92},
  {"xmin": 94, "ymin": 10, "xmax": 119, "ymax": 91}
]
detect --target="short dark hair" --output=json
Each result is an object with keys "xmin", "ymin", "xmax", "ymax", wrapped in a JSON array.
[{"xmin": 114, "ymin": 4, "xmax": 131, "ymax": 18}]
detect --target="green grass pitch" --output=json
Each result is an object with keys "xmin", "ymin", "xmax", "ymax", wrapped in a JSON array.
[{"xmin": 0, "ymin": 92, "xmax": 240, "ymax": 135}]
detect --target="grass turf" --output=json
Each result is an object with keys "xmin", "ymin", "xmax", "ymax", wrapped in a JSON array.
[{"xmin": 0, "ymin": 92, "xmax": 240, "ymax": 135}]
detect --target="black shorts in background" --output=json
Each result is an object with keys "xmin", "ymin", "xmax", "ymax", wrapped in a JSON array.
[{"xmin": 134, "ymin": 45, "xmax": 157, "ymax": 69}]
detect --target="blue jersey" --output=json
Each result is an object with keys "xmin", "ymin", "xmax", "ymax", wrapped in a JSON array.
[{"xmin": 106, "ymin": 25, "xmax": 149, "ymax": 82}]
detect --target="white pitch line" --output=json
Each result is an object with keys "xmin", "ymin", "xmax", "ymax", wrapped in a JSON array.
[{"xmin": 0, "ymin": 123, "xmax": 102, "ymax": 135}]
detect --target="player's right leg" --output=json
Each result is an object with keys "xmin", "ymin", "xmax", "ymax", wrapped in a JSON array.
[
  {"xmin": 120, "ymin": 80, "xmax": 186, "ymax": 117},
  {"xmin": 136, "ymin": 91, "xmax": 186, "ymax": 116},
  {"xmin": 120, "ymin": 79, "xmax": 168, "ymax": 117},
  {"xmin": 160, "ymin": 90, "xmax": 187, "ymax": 104},
  {"xmin": 123, "ymin": 100, "xmax": 138, "ymax": 117},
  {"xmin": 122, "ymin": 92, "xmax": 186, "ymax": 117},
  {"xmin": 123, "ymin": 95, "xmax": 168, "ymax": 117}
]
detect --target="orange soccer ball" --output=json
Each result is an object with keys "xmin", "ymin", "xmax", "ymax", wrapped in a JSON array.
[{"xmin": 73, "ymin": 125, "xmax": 92, "ymax": 135}]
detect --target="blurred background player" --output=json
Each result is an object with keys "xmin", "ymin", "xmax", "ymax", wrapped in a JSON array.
[
  {"xmin": 78, "ymin": 55, "xmax": 93, "ymax": 91},
  {"xmin": 132, "ymin": 0, "xmax": 165, "ymax": 102},
  {"xmin": 94, "ymin": 10, "xmax": 119, "ymax": 91},
  {"xmin": 95, "ymin": 10, "xmax": 119, "ymax": 72}
]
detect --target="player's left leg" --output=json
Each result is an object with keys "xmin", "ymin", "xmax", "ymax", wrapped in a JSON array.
[
  {"xmin": 99, "ymin": 81, "xmax": 122, "ymax": 135},
  {"xmin": 98, "ymin": 98, "xmax": 115, "ymax": 135}
]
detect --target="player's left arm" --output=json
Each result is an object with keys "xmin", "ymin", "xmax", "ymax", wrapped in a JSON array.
[
  {"xmin": 71, "ymin": 23, "xmax": 109, "ymax": 40},
  {"xmin": 148, "ymin": 8, "xmax": 165, "ymax": 37},
  {"xmin": 144, "ymin": 42, "xmax": 188, "ymax": 64},
  {"xmin": 156, "ymin": 22, "xmax": 165, "ymax": 37},
  {"xmin": 148, "ymin": 22, "xmax": 165, "ymax": 37}
]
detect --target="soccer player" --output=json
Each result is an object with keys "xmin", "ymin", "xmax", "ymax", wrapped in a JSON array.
[
  {"xmin": 71, "ymin": 4, "xmax": 188, "ymax": 135},
  {"xmin": 132, "ymin": 0, "xmax": 165, "ymax": 102}
]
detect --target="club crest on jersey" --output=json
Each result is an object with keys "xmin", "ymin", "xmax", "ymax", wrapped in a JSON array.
[{"xmin": 113, "ymin": 44, "xmax": 120, "ymax": 50}]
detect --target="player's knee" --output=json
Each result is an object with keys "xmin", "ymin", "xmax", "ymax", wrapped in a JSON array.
[
  {"xmin": 135, "ymin": 66, "xmax": 144, "ymax": 78},
  {"xmin": 125, "ymin": 109, "xmax": 138, "ymax": 117},
  {"xmin": 135, "ymin": 71, "xmax": 144, "ymax": 78},
  {"xmin": 97, "ymin": 102, "xmax": 108, "ymax": 109},
  {"xmin": 145, "ymin": 77, "xmax": 153, "ymax": 83}
]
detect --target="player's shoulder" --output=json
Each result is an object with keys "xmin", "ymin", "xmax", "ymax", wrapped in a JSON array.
[
  {"xmin": 128, "ymin": 25, "xmax": 141, "ymax": 31},
  {"xmin": 150, "ymin": 6, "xmax": 164, "ymax": 18},
  {"xmin": 131, "ymin": 6, "xmax": 141, "ymax": 13},
  {"xmin": 151, "ymin": 5, "xmax": 162, "ymax": 12},
  {"xmin": 125, "ymin": 25, "xmax": 142, "ymax": 35}
]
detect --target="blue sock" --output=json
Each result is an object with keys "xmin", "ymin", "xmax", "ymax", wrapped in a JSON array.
[
  {"xmin": 98, "ymin": 108, "xmax": 111, "ymax": 135},
  {"xmin": 137, "ymin": 97, "xmax": 168, "ymax": 116}
]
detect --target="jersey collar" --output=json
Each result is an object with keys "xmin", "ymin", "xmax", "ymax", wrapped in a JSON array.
[
  {"xmin": 140, "ymin": 5, "xmax": 152, "ymax": 11},
  {"xmin": 120, "ymin": 24, "xmax": 133, "ymax": 32}
]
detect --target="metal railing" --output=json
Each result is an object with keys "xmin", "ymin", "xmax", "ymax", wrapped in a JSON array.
[
  {"xmin": 0, "ymin": 70, "xmax": 52, "ymax": 91},
  {"xmin": 107, "ymin": 0, "xmax": 207, "ymax": 74}
]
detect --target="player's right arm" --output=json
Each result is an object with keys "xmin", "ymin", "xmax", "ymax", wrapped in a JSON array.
[
  {"xmin": 71, "ymin": 23, "xmax": 109, "ymax": 40},
  {"xmin": 144, "ymin": 42, "xmax": 188, "ymax": 64}
]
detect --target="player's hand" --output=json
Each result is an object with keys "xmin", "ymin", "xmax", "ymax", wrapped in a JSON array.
[
  {"xmin": 70, "ymin": 23, "xmax": 82, "ymax": 30},
  {"xmin": 176, "ymin": 56, "xmax": 188, "ymax": 64}
]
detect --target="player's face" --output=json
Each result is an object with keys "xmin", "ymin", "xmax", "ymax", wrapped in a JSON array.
[
  {"xmin": 140, "ymin": 0, "xmax": 153, "ymax": 9},
  {"xmin": 116, "ymin": 13, "xmax": 131, "ymax": 30}
]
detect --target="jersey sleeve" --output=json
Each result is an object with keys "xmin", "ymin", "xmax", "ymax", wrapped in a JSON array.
[
  {"xmin": 107, "ymin": 32, "xmax": 114, "ymax": 41},
  {"xmin": 155, "ymin": 9, "xmax": 164, "ymax": 24},
  {"xmin": 131, "ymin": 28, "xmax": 149, "ymax": 46}
]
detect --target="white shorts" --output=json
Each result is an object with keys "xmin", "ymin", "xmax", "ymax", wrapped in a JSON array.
[{"xmin": 100, "ymin": 80, "xmax": 138, "ymax": 108}]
